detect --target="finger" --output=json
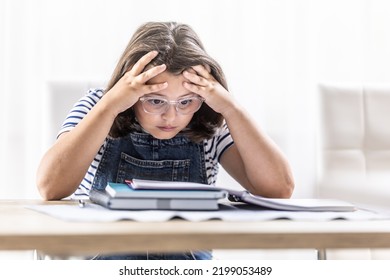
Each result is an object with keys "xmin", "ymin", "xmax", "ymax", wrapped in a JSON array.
[
  {"xmin": 143, "ymin": 82, "xmax": 168, "ymax": 94},
  {"xmin": 135, "ymin": 64, "xmax": 166, "ymax": 84},
  {"xmin": 204, "ymin": 64, "xmax": 211, "ymax": 73},
  {"xmin": 186, "ymin": 68, "xmax": 197, "ymax": 74},
  {"xmin": 130, "ymin": 51, "xmax": 158, "ymax": 76},
  {"xmin": 183, "ymin": 81, "xmax": 205, "ymax": 97},
  {"xmin": 182, "ymin": 70, "xmax": 209, "ymax": 86},
  {"xmin": 191, "ymin": 65, "xmax": 212, "ymax": 79}
]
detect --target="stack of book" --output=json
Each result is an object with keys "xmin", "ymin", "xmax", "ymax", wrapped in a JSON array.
[
  {"xmin": 90, "ymin": 179, "xmax": 356, "ymax": 212},
  {"xmin": 89, "ymin": 179, "xmax": 227, "ymax": 210}
]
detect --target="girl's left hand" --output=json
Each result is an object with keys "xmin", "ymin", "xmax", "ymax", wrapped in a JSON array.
[{"xmin": 182, "ymin": 65, "xmax": 235, "ymax": 115}]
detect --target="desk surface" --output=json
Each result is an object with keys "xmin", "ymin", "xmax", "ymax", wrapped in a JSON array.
[{"xmin": 2, "ymin": 200, "xmax": 390, "ymax": 256}]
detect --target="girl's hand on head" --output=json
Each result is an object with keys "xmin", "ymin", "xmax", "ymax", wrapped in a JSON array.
[
  {"xmin": 182, "ymin": 65, "xmax": 235, "ymax": 115},
  {"xmin": 104, "ymin": 51, "xmax": 168, "ymax": 115}
]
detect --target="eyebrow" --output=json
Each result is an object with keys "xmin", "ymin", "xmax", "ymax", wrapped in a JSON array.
[{"xmin": 145, "ymin": 92, "xmax": 196, "ymax": 99}]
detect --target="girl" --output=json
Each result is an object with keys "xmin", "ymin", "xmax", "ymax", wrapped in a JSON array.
[{"xmin": 36, "ymin": 22, "xmax": 294, "ymax": 260}]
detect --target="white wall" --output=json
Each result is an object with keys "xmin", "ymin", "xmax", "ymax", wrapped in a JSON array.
[{"xmin": 2, "ymin": 0, "xmax": 390, "ymax": 199}]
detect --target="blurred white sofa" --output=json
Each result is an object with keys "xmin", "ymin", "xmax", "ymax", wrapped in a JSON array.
[
  {"xmin": 318, "ymin": 83, "xmax": 390, "ymax": 208},
  {"xmin": 317, "ymin": 83, "xmax": 390, "ymax": 259}
]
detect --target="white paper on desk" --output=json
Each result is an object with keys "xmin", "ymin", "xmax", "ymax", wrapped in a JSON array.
[{"xmin": 26, "ymin": 203, "xmax": 390, "ymax": 223}]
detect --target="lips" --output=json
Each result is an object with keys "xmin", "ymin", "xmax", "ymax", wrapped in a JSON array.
[{"xmin": 157, "ymin": 126, "xmax": 177, "ymax": 132}]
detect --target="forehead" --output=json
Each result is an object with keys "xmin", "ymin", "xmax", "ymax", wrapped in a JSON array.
[{"xmin": 148, "ymin": 71, "xmax": 192, "ymax": 98}]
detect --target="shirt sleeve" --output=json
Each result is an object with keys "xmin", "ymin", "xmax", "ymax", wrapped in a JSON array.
[
  {"xmin": 56, "ymin": 88, "xmax": 104, "ymax": 138},
  {"xmin": 215, "ymin": 123, "xmax": 234, "ymax": 162}
]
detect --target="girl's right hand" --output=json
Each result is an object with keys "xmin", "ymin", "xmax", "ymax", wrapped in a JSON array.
[{"xmin": 103, "ymin": 50, "xmax": 168, "ymax": 115}]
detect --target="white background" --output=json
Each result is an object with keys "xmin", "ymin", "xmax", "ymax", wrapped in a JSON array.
[{"xmin": 2, "ymin": 0, "xmax": 390, "ymax": 199}]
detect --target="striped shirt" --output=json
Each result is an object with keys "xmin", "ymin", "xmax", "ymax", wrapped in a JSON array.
[{"xmin": 59, "ymin": 88, "xmax": 234, "ymax": 199}]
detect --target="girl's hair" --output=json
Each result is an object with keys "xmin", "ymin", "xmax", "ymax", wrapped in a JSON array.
[{"xmin": 105, "ymin": 22, "xmax": 227, "ymax": 142}]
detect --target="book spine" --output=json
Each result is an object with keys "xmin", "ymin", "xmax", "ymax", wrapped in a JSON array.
[{"xmin": 89, "ymin": 189, "xmax": 111, "ymax": 208}]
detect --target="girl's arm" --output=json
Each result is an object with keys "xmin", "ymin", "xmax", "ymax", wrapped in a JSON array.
[
  {"xmin": 183, "ymin": 66, "xmax": 294, "ymax": 198},
  {"xmin": 218, "ymin": 106, "xmax": 294, "ymax": 198},
  {"xmin": 36, "ymin": 51, "xmax": 167, "ymax": 200}
]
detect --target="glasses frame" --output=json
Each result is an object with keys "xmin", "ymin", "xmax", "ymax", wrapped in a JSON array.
[{"xmin": 139, "ymin": 95, "xmax": 205, "ymax": 115}]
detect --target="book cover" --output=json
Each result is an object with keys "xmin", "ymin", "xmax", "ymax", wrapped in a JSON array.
[
  {"xmin": 126, "ymin": 179, "xmax": 217, "ymax": 191},
  {"xmin": 106, "ymin": 182, "xmax": 227, "ymax": 199}
]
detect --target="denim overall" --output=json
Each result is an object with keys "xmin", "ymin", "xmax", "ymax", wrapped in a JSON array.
[{"xmin": 91, "ymin": 132, "xmax": 212, "ymax": 260}]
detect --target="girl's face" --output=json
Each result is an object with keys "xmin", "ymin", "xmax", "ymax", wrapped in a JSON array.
[{"xmin": 133, "ymin": 71, "xmax": 195, "ymax": 140}]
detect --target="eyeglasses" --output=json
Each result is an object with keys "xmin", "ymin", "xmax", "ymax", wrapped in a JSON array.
[{"xmin": 139, "ymin": 96, "xmax": 205, "ymax": 115}]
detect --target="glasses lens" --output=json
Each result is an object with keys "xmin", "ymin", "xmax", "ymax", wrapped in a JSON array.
[
  {"xmin": 142, "ymin": 98, "xmax": 168, "ymax": 114},
  {"xmin": 177, "ymin": 97, "xmax": 203, "ymax": 114},
  {"xmin": 140, "ymin": 96, "xmax": 204, "ymax": 114}
]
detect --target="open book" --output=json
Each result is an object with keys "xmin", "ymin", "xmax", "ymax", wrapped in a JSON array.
[{"xmin": 125, "ymin": 179, "xmax": 356, "ymax": 212}]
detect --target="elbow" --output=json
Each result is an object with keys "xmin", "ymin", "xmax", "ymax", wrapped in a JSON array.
[
  {"xmin": 275, "ymin": 171, "xmax": 295, "ymax": 198},
  {"xmin": 252, "ymin": 174, "xmax": 295, "ymax": 198},
  {"xmin": 36, "ymin": 172, "xmax": 70, "ymax": 201},
  {"xmin": 278, "ymin": 178, "xmax": 295, "ymax": 198},
  {"xmin": 273, "ymin": 166, "xmax": 295, "ymax": 198},
  {"xmin": 36, "ymin": 159, "xmax": 58, "ymax": 200},
  {"xmin": 268, "ymin": 180, "xmax": 294, "ymax": 199},
  {"xmin": 36, "ymin": 158, "xmax": 76, "ymax": 200},
  {"xmin": 36, "ymin": 175, "xmax": 58, "ymax": 201},
  {"xmin": 38, "ymin": 190, "xmax": 57, "ymax": 201}
]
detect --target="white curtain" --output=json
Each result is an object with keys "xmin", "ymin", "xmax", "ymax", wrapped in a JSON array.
[{"xmin": 2, "ymin": 0, "xmax": 390, "ymax": 198}]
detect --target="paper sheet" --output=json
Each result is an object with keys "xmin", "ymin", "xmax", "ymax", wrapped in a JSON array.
[{"xmin": 25, "ymin": 203, "xmax": 390, "ymax": 223}]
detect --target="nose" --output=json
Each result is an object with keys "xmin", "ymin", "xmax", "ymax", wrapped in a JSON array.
[{"xmin": 161, "ymin": 103, "xmax": 177, "ymax": 121}]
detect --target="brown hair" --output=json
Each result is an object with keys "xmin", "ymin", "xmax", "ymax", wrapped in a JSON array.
[{"xmin": 106, "ymin": 22, "xmax": 227, "ymax": 142}]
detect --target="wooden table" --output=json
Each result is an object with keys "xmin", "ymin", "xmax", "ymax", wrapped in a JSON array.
[{"xmin": 2, "ymin": 200, "xmax": 390, "ymax": 257}]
